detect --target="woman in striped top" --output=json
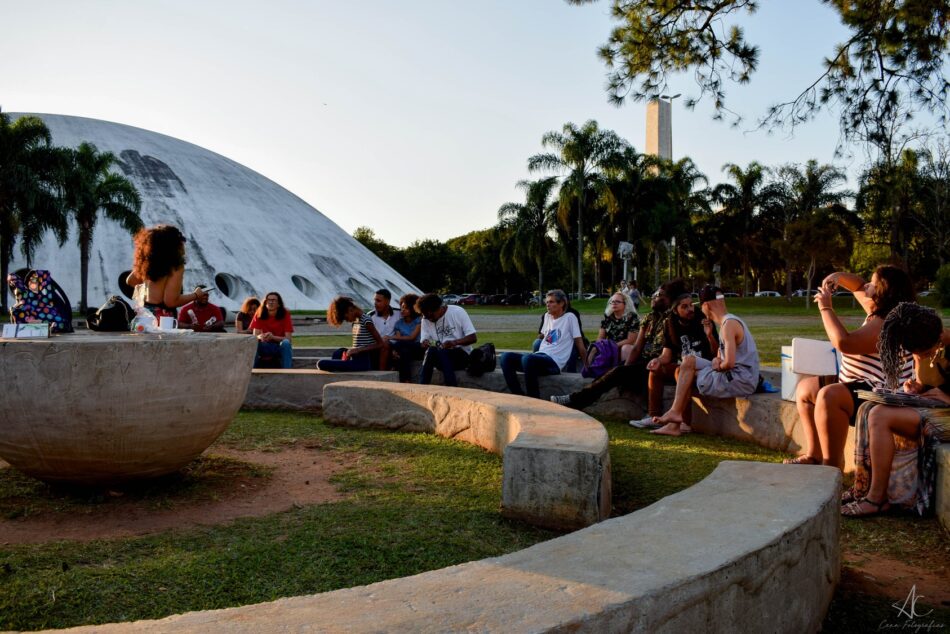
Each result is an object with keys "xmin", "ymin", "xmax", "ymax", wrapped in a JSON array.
[
  {"xmin": 317, "ymin": 296, "xmax": 385, "ymax": 372},
  {"xmin": 786, "ymin": 265, "xmax": 915, "ymax": 469}
]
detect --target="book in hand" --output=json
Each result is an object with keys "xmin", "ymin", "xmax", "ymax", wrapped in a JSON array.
[{"xmin": 856, "ymin": 388, "xmax": 949, "ymax": 409}]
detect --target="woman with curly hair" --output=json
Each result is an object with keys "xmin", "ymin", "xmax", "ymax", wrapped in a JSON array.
[
  {"xmin": 317, "ymin": 296, "xmax": 385, "ymax": 372},
  {"xmin": 786, "ymin": 265, "xmax": 915, "ymax": 469},
  {"xmin": 235, "ymin": 296, "xmax": 261, "ymax": 334},
  {"xmin": 842, "ymin": 303, "xmax": 950, "ymax": 517},
  {"xmin": 125, "ymin": 225, "xmax": 207, "ymax": 320}
]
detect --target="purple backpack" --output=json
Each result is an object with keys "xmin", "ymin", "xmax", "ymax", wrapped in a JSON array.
[{"xmin": 583, "ymin": 339, "xmax": 619, "ymax": 378}]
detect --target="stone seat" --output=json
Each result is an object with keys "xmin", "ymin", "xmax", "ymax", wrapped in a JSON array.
[
  {"xmin": 243, "ymin": 369, "xmax": 398, "ymax": 412},
  {"xmin": 69, "ymin": 462, "xmax": 840, "ymax": 633},
  {"xmin": 322, "ymin": 381, "xmax": 611, "ymax": 531}
]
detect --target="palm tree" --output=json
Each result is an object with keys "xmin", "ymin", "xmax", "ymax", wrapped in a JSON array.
[
  {"xmin": 528, "ymin": 120, "xmax": 626, "ymax": 297},
  {"xmin": 772, "ymin": 160, "xmax": 850, "ymax": 297},
  {"xmin": 0, "ymin": 109, "xmax": 65, "ymax": 311},
  {"xmin": 712, "ymin": 162, "xmax": 784, "ymax": 296},
  {"xmin": 498, "ymin": 177, "xmax": 559, "ymax": 293},
  {"xmin": 60, "ymin": 142, "xmax": 143, "ymax": 312},
  {"xmin": 663, "ymin": 157, "xmax": 710, "ymax": 278}
]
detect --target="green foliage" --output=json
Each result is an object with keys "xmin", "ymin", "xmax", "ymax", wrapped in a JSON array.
[
  {"xmin": 353, "ymin": 226, "xmax": 407, "ymax": 273},
  {"xmin": 935, "ymin": 264, "xmax": 950, "ymax": 307},
  {"xmin": 567, "ymin": 0, "xmax": 950, "ymax": 146}
]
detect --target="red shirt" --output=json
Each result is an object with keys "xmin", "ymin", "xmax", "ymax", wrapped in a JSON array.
[
  {"xmin": 249, "ymin": 312, "xmax": 294, "ymax": 338},
  {"xmin": 179, "ymin": 301, "xmax": 224, "ymax": 329}
]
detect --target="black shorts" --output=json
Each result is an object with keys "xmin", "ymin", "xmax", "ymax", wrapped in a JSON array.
[{"xmin": 819, "ymin": 376, "xmax": 871, "ymax": 426}]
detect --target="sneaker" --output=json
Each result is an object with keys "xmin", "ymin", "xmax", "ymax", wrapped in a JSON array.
[
  {"xmin": 629, "ymin": 416, "xmax": 661, "ymax": 429},
  {"xmin": 550, "ymin": 394, "xmax": 572, "ymax": 405}
]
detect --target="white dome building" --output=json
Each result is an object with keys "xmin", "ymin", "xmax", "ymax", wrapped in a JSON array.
[{"xmin": 9, "ymin": 113, "xmax": 419, "ymax": 311}]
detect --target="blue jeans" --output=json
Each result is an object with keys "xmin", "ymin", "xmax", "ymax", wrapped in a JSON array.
[
  {"xmin": 419, "ymin": 347, "xmax": 468, "ymax": 386},
  {"xmin": 317, "ymin": 348, "xmax": 372, "ymax": 372},
  {"xmin": 255, "ymin": 339, "xmax": 293, "ymax": 369},
  {"xmin": 501, "ymin": 351, "xmax": 561, "ymax": 398},
  {"xmin": 533, "ymin": 337, "xmax": 578, "ymax": 372}
]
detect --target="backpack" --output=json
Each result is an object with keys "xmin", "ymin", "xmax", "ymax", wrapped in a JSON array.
[
  {"xmin": 466, "ymin": 343, "xmax": 497, "ymax": 376},
  {"xmin": 7, "ymin": 270, "xmax": 74, "ymax": 333},
  {"xmin": 582, "ymin": 339, "xmax": 619, "ymax": 379},
  {"xmin": 87, "ymin": 295, "xmax": 134, "ymax": 332}
]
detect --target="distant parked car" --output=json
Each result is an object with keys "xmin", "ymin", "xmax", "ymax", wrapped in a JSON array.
[
  {"xmin": 919, "ymin": 289, "xmax": 934, "ymax": 297},
  {"xmin": 457, "ymin": 294, "xmax": 480, "ymax": 305},
  {"xmin": 792, "ymin": 289, "xmax": 818, "ymax": 297},
  {"xmin": 754, "ymin": 291, "xmax": 781, "ymax": 297},
  {"xmin": 722, "ymin": 292, "xmax": 740, "ymax": 298},
  {"xmin": 441, "ymin": 294, "xmax": 461, "ymax": 305},
  {"xmin": 502, "ymin": 293, "xmax": 527, "ymax": 306},
  {"xmin": 486, "ymin": 294, "xmax": 507, "ymax": 304}
]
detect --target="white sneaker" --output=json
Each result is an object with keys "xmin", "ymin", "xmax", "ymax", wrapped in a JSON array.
[
  {"xmin": 550, "ymin": 394, "xmax": 571, "ymax": 405},
  {"xmin": 629, "ymin": 416, "xmax": 661, "ymax": 429}
]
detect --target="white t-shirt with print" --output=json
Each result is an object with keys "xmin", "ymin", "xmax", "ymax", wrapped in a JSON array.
[
  {"xmin": 420, "ymin": 305, "xmax": 477, "ymax": 353},
  {"xmin": 538, "ymin": 311, "xmax": 582, "ymax": 369}
]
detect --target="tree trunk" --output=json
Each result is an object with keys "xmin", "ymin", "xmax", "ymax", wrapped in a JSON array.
[
  {"xmin": 79, "ymin": 223, "xmax": 91, "ymax": 314},
  {"xmin": 577, "ymin": 199, "xmax": 584, "ymax": 299},
  {"xmin": 0, "ymin": 234, "xmax": 11, "ymax": 313},
  {"xmin": 805, "ymin": 257, "xmax": 816, "ymax": 309},
  {"xmin": 536, "ymin": 256, "xmax": 543, "ymax": 296}
]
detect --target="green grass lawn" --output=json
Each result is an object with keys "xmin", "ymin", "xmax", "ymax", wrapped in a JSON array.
[{"xmin": 1, "ymin": 411, "xmax": 947, "ymax": 630}]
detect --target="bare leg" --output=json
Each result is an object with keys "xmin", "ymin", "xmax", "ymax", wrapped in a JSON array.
[
  {"xmin": 790, "ymin": 376, "xmax": 822, "ymax": 462},
  {"xmin": 860, "ymin": 405, "xmax": 922, "ymax": 510},
  {"xmin": 815, "ymin": 383, "xmax": 855, "ymax": 470},
  {"xmin": 620, "ymin": 344, "xmax": 634, "ymax": 364},
  {"xmin": 652, "ymin": 356, "xmax": 696, "ymax": 435}
]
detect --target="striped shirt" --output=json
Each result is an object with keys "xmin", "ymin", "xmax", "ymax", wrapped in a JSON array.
[
  {"xmin": 838, "ymin": 317, "xmax": 912, "ymax": 388},
  {"xmin": 351, "ymin": 314, "xmax": 376, "ymax": 348}
]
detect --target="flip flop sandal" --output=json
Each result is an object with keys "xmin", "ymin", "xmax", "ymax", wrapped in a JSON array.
[
  {"xmin": 841, "ymin": 497, "xmax": 890, "ymax": 517},
  {"xmin": 783, "ymin": 455, "xmax": 819, "ymax": 465},
  {"xmin": 841, "ymin": 489, "xmax": 857, "ymax": 505}
]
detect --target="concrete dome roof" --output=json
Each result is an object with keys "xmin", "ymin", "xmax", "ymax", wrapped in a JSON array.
[{"xmin": 9, "ymin": 113, "xmax": 419, "ymax": 311}]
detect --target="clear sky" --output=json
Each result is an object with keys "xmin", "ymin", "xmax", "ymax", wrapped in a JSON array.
[{"xmin": 2, "ymin": 1, "xmax": 879, "ymax": 247}]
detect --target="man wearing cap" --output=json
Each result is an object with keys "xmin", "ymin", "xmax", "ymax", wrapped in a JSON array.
[{"xmin": 651, "ymin": 285, "xmax": 760, "ymax": 436}]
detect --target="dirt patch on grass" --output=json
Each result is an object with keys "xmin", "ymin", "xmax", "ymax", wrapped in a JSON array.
[
  {"xmin": 843, "ymin": 548, "xmax": 950, "ymax": 607},
  {"xmin": 0, "ymin": 446, "xmax": 352, "ymax": 544}
]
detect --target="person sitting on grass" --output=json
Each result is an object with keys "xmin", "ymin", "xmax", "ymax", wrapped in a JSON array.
[
  {"xmin": 630, "ymin": 290, "xmax": 718, "ymax": 429},
  {"xmin": 235, "ymin": 296, "xmax": 260, "ymax": 334},
  {"xmin": 250, "ymin": 292, "xmax": 294, "ymax": 369},
  {"xmin": 318, "ymin": 296, "xmax": 386, "ymax": 372},
  {"xmin": 503, "ymin": 289, "xmax": 587, "ymax": 399},
  {"xmin": 841, "ymin": 303, "xmax": 950, "ymax": 517},
  {"xmin": 389, "ymin": 293, "xmax": 422, "ymax": 382},
  {"xmin": 549, "ymin": 280, "xmax": 674, "ymax": 415},
  {"xmin": 416, "ymin": 293, "xmax": 477, "ymax": 386},
  {"xmin": 785, "ymin": 265, "xmax": 915, "ymax": 467},
  {"xmin": 650, "ymin": 285, "xmax": 759, "ymax": 437}
]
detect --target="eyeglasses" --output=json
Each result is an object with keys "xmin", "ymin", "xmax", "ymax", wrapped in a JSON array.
[
  {"xmin": 609, "ymin": 300, "xmax": 624, "ymax": 305},
  {"xmin": 265, "ymin": 298, "xmax": 279, "ymax": 304}
]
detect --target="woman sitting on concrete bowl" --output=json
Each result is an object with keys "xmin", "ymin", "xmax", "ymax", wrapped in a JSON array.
[
  {"xmin": 786, "ymin": 265, "xmax": 915, "ymax": 469},
  {"xmin": 842, "ymin": 303, "xmax": 950, "ymax": 517},
  {"xmin": 126, "ymin": 224, "xmax": 207, "ymax": 320}
]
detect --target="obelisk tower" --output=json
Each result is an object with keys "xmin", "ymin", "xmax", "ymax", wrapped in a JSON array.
[{"xmin": 645, "ymin": 99, "xmax": 672, "ymax": 160}]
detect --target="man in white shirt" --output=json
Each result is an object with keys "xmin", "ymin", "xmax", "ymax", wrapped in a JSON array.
[
  {"xmin": 370, "ymin": 288, "xmax": 399, "ymax": 369},
  {"xmin": 415, "ymin": 293, "xmax": 478, "ymax": 386},
  {"xmin": 501, "ymin": 289, "xmax": 587, "ymax": 398}
]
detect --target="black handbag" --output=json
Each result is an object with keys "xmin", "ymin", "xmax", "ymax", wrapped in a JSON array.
[
  {"xmin": 466, "ymin": 343, "xmax": 497, "ymax": 376},
  {"xmin": 87, "ymin": 296, "xmax": 134, "ymax": 332}
]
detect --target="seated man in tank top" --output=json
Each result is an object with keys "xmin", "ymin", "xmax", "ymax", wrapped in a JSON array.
[{"xmin": 650, "ymin": 285, "xmax": 760, "ymax": 437}]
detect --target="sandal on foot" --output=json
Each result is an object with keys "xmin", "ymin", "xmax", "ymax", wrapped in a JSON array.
[
  {"xmin": 841, "ymin": 497, "xmax": 890, "ymax": 517},
  {"xmin": 841, "ymin": 489, "xmax": 857, "ymax": 505},
  {"xmin": 783, "ymin": 455, "xmax": 819, "ymax": 465}
]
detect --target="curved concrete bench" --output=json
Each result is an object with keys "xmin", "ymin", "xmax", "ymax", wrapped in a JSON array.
[
  {"xmin": 322, "ymin": 381, "xmax": 612, "ymax": 531},
  {"xmin": 243, "ymin": 369, "xmax": 398, "ymax": 412},
  {"xmin": 62, "ymin": 461, "xmax": 840, "ymax": 633}
]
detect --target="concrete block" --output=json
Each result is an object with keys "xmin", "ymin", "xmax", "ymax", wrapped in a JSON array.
[
  {"xmin": 937, "ymin": 445, "xmax": 950, "ymax": 532},
  {"xmin": 65, "ymin": 462, "xmax": 840, "ymax": 633},
  {"xmin": 242, "ymin": 369, "xmax": 398, "ymax": 412},
  {"xmin": 690, "ymin": 392, "xmax": 856, "ymax": 472},
  {"xmin": 322, "ymin": 381, "xmax": 611, "ymax": 531},
  {"xmin": 0, "ymin": 333, "xmax": 256, "ymax": 485}
]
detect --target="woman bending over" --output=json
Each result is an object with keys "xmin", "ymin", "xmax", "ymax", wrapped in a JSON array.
[
  {"xmin": 317, "ymin": 296, "xmax": 385, "ymax": 372},
  {"xmin": 842, "ymin": 303, "xmax": 950, "ymax": 517}
]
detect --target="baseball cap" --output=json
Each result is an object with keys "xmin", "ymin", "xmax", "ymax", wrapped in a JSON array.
[{"xmin": 698, "ymin": 285, "xmax": 724, "ymax": 304}]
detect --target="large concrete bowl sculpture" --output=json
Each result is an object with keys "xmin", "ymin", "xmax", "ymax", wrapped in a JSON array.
[{"xmin": 0, "ymin": 333, "xmax": 257, "ymax": 486}]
